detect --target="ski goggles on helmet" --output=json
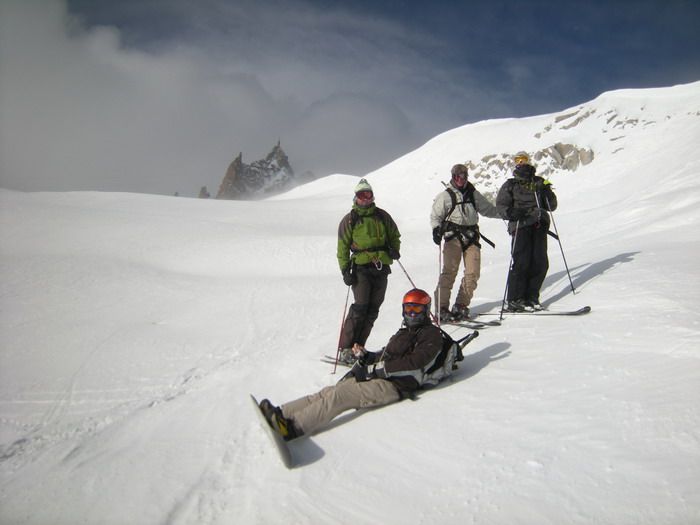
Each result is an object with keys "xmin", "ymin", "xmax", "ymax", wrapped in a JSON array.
[
  {"xmin": 356, "ymin": 191, "xmax": 373, "ymax": 200},
  {"xmin": 403, "ymin": 303, "xmax": 427, "ymax": 315},
  {"xmin": 515, "ymin": 155, "xmax": 529, "ymax": 164}
]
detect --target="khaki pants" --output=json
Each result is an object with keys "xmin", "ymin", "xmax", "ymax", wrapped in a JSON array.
[
  {"xmin": 281, "ymin": 377, "xmax": 400, "ymax": 436},
  {"xmin": 434, "ymin": 238, "xmax": 481, "ymax": 310}
]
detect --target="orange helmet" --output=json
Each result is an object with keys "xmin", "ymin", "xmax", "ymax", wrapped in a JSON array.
[
  {"xmin": 402, "ymin": 289, "xmax": 431, "ymax": 327},
  {"xmin": 403, "ymin": 288, "xmax": 431, "ymax": 305}
]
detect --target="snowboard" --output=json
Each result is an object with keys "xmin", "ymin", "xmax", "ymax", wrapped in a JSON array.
[{"xmin": 250, "ymin": 394, "xmax": 294, "ymax": 469}]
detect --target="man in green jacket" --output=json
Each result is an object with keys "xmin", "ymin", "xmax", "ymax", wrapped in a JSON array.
[{"xmin": 337, "ymin": 178, "xmax": 401, "ymax": 364}]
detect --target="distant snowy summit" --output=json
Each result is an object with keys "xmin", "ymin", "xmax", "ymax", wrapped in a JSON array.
[{"xmin": 215, "ymin": 142, "xmax": 312, "ymax": 199}]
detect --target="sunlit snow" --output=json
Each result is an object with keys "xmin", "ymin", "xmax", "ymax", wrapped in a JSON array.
[{"xmin": 1, "ymin": 82, "xmax": 699, "ymax": 525}]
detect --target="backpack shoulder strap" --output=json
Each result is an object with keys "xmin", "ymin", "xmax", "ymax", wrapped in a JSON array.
[
  {"xmin": 348, "ymin": 208, "xmax": 360, "ymax": 228},
  {"xmin": 444, "ymin": 184, "xmax": 476, "ymax": 223},
  {"xmin": 463, "ymin": 182, "xmax": 476, "ymax": 206},
  {"xmin": 373, "ymin": 207, "xmax": 391, "ymax": 226},
  {"xmin": 444, "ymin": 187, "xmax": 458, "ymax": 222}
]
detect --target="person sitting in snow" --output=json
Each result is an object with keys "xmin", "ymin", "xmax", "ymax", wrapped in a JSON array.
[
  {"xmin": 430, "ymin": 163, "xmax": 500, "ymax": 322},
  {"xmin": 336, "ymin": 178, "xmax": 401, "ymax": 365},
  {"xmin": 496, "ymin": 151, "xmax": 558, "ymax": 312},
  {"xmin": 257, "ymin": 289, "xmax": 442, "ymax": 441}
]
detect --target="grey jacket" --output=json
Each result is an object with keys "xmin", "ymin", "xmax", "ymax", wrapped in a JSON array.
[{"xmin": 430, "ymin": 182, "xmax": 500, "ymax": 230}]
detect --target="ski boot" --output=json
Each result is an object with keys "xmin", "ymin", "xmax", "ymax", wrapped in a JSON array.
[
  {"xmin": 337, "ymin": 348, "xmax": 357, "ymax": 366},
  {"xmin": 438, "ymin": 307, "xmax": 453, "ymax": 323},
  {"xmin": 504, "ymin": 299, "xmax": 527, "ymax": 312},
  {"xmin": 451, "ymin": 303, "xmax": 470, "ymax": 321}
]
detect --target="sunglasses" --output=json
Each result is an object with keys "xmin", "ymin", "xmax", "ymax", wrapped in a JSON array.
[
  {"xmin": 403, "ymin": 303, "xmax": 426, "ymax": 315},
  {"xmin": 356, "ymin": 191, "xmax": 373, "ymax": 200},
  {"xmin": 515, "ymin": 155, "xmax": 529, "ymax": 164}
]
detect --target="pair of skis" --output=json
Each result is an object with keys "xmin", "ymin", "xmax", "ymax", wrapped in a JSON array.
[
  {"xmin": 481, "ymin": 305, "xmax": 592, "ymax": 317},
  {"xmin": 443, "ymin": 305, "xmax": 591, "ymax": 327}
]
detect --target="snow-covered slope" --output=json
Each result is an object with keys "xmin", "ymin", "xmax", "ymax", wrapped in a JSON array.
[{"xmin": 1, "ymin": 82, "xmax": 699, "ymax": 524}]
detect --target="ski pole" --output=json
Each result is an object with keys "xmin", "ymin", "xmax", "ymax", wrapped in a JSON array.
[
  {"xmin": 535, "ymin": 188, "xmax": 575, "ymax": 295},
  {"xmin": 396, "ymin": 259, "xmax": 418, "ymax": 289},
  {"xmin": 437, "ymin": 239, "xmax": 442, "ymax": 327},
  {"xmin": 397, "ymin": 258, "xmax": 441, "ymax": 326},
  {"xmin": 547, "ymin": 203, "xmax": 576, "ymax": 294},
  {"xmin": 332, "ymin": 282, "xmax": 352, "ymax": 374},
  {"xmin": 500, "ymin": 221, "xmax": 519, "ymax": 322}
]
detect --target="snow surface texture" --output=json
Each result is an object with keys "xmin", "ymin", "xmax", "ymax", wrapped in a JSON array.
[{"xmin": 1, "ymin": 82, "xmax": 699, "ymax": 525}]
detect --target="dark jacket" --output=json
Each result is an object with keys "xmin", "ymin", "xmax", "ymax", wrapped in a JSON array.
[
  {"xmin": 496, "ymin": 171, "xmax": 558, "ymax": 234},
  {"xmin": 374, "ymin": 322, "xmax": 444, "ymax": 397}
]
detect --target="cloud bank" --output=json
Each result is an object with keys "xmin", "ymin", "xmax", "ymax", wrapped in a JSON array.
[
  {"xmin": 2, "ymin": 0, "xmax": 699, "ymax": 196},
  {"xmin": 0, "ymin": 0, "xmax": 444, "ymax": 195}
]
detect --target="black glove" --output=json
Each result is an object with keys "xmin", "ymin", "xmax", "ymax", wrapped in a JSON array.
[
  {"xmin": 350, "ymin": 361, "xmax": 386, "ymax": 382},
  {"xmin": 432, "ymin": 226, "xmax": 443, "ymax": 245},
  {"xmin": 342, "ymin": 266, "xmax": 357, "ymax": 286},
  {"xmin": 358, "ymin": 351, "xmax": 377, "ymax": 366},
  {"xmin": 508, "ymin": 208, "xmax": 528, "ymax": 221},
  {"xmin": 538, "ymin": 183, "xmax": 554, "ymax": 201},
  {"xmin": 350, "ymin": 361, "xmax": 371, "ymax": 382},
  {"xmin": 388, "ymin": 247, "xmax": 400, "ymax": 260}
]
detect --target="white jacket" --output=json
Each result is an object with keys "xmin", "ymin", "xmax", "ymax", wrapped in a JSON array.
[{"xmin": 430, "ymin": 182, "xmax": 499, "ymax": 230}]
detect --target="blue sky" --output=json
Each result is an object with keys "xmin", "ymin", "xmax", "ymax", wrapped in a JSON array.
[{"xmin": 1, "ymin": 0, "xmax": 699, "ymax": 195}]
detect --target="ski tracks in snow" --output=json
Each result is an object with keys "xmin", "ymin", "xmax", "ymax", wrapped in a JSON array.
[{"xmin": 0, "ymin": 327, "xmax": 125, "ymax": 469}]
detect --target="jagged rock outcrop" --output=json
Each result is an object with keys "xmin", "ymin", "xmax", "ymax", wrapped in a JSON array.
[
  {"xmin": 465, "ymin": 143, "xmax": 594, "ymax": 198},
  {"xmin": 216, "ymin": 142, "xmax": 295, "ymax": 200}
]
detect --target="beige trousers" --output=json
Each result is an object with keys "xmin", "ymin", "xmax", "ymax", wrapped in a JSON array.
[
  {"xmin": 434, "ymin": 238, "xmax": 481, "ymax": 309},
  {"xmin": 281, "ymin": 377, "xmax": 400, "ymax": 436}
]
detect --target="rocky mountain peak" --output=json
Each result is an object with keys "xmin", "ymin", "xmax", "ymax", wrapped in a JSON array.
[{"xmin": 216, "ymin": 142, "xmax": 296, "ymax": 200}]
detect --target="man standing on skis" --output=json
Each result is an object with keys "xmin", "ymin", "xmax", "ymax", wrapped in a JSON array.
[
  {"xmin": 336, "ymin": 178, "xmax": 401, "ymax": 364},
  {"xmin": 496, "ymin": 151, "xmax": 558, "ymax": 312},
  {"xmin": 257, "ymin": 289, "xmax": 443, "ymax": 441},
  {"xmin": 431, "ymin": 163, "xmax": 500, "ymax": 322}
]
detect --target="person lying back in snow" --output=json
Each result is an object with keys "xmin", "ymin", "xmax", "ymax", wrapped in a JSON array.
[{"xmin": 257, "ymin": 289, "xmax": 443, "ymax": 441}]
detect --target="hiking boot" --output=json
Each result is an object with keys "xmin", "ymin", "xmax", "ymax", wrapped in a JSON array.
[
  {"xmin": 439, "ymin": 307, "xmax": 453, "ymax": 323},
  {"xmin": 338, "ymin": 348, "xmax": 356, "ymax": 365},
  {"xmin": 451, "ymin": 303, "xmax": 470, "ymax": 321},
  {"xmin": 504, "ymin": 299, "xmax": 527, "ymax": 312},
  {"xmin": 259, "ymin": 399, "xmax": 302, "ymax": 441}
]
